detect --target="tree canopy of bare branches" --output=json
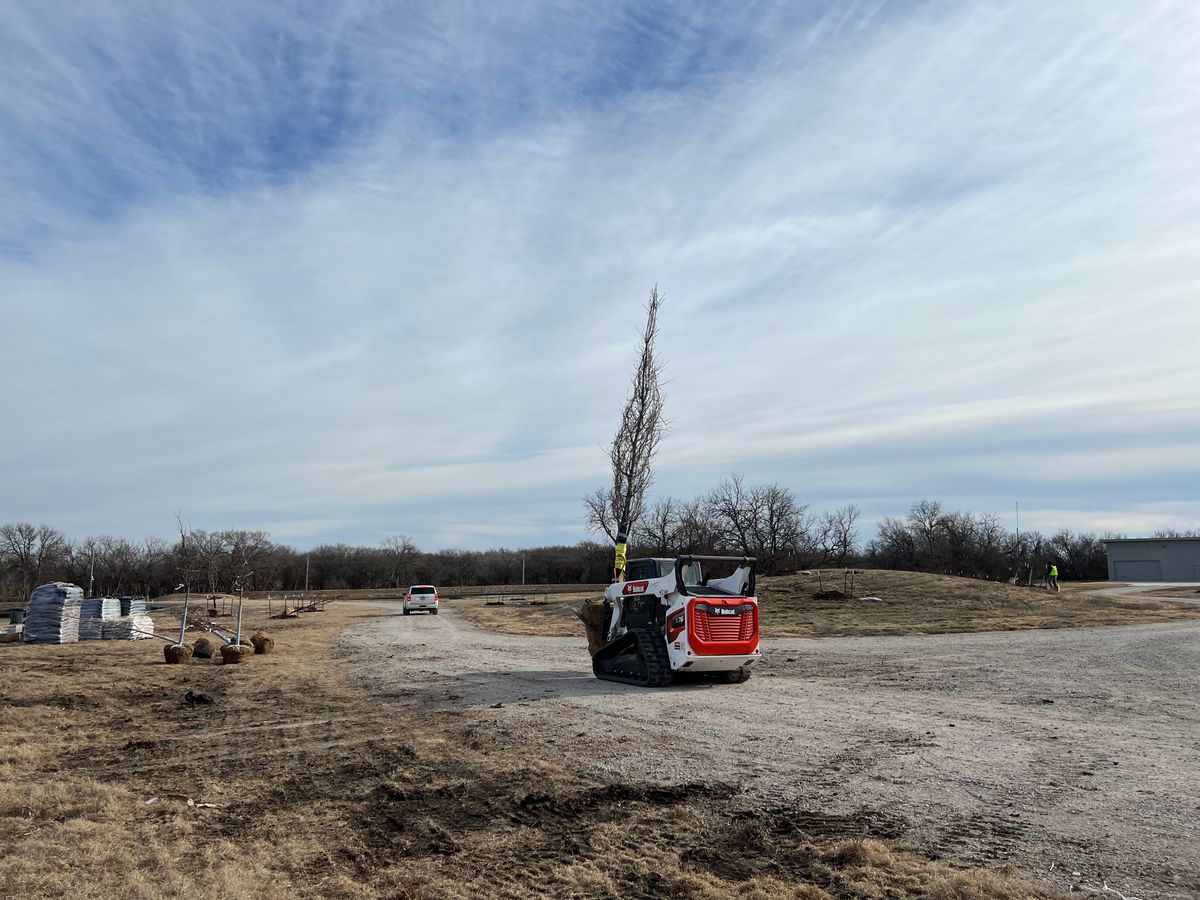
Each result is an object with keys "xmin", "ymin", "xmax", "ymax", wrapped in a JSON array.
[{"xmin": 584, "ymin": 286, "xmax": 667, "ymax": 543}]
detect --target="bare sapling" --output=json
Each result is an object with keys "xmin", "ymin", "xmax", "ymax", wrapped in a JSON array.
[{"xmin": 584, "ymin": 286, "xmax": 668, "ymax": 570}]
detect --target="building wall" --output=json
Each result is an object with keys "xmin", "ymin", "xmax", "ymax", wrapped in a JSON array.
[{"xmin": 1105, "ymin": 539, "xmax": 1200, "ymax": 582}]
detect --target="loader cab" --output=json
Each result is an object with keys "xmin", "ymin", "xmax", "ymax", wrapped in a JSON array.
[{"xmin": 626, "ymin": 557, "xmax": 703, "ymax": 584}]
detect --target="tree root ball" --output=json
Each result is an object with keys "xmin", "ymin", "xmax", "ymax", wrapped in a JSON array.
[
  {"xmin": 164, "ymin": 643, "xmax": 193, "ymax": 664},
  {"xmin": 220, "ymin": 643, "xmax": 252, "ymax": 664},
  {"xmin": 191, "ymin": 636, "xmax": 216, "ymax": 659},
  {"xmin": 250, "ymin": 631, "xmax": 274, "ymax": 654}
]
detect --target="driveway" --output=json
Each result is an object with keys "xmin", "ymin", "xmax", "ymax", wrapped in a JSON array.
[
  {"xmin": 338, "ymin": 607, "xmax": 1200, "ymax": 899},
  {"xmin": 1089, "ymin": 582, "xmax": 1200, "ymax": 605}
]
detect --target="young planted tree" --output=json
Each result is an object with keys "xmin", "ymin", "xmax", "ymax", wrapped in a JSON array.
[{"xmin": 584, "ymin": 286, "xmax": 668, "ymax": 556}]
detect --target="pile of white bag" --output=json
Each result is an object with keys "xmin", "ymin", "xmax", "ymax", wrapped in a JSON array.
[
  {"xmin": 120, "ymin": 596, "xmax": 147, "ymax": 617},
  {"xmin": 101, "ymin": 615, "xmax": 155, "ymax": 640},
  {"xmin": 23, "ymin": 583, "xmax": 83, "ymax": 644},
  {"xmin": 79, "ymin": 597, "xmax": 122, "ymax": 640}
]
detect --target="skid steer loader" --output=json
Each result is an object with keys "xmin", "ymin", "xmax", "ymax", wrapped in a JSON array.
[{"xmin": 578, "ymin": 555, "xmax": 761, "ymax": 687}]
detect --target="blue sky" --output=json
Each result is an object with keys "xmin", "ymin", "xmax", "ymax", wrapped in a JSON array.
[{"xmin": 2, "ymin": 0, "xmax": 1197, "ymax": 550}]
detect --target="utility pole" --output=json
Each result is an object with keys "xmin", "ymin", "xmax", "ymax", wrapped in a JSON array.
[
  {"xmin": 305, "ymin": 555, "xmax": 310, "ymax": 592},
  {"xmin": 522, "ymin": 553, "xmax": 526, "ymax": 586},
  {"xmin": 1015, "ymin": 500, "xmax": 1020, "ymax": 578},
  {"xmin": 88, "ymin": 550, "xmax": 95, "ymax": 597}
]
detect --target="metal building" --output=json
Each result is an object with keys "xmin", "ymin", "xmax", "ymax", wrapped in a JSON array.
[{"xmin": 1103, "ymin": 537, "xmax": 1200, "ymax": 582}]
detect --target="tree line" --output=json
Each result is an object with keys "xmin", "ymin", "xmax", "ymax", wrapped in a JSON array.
[
  {"xmin": 866, "ymin": 499, "xmax": 1123, "ymax": 582},
  {"xmin": 588, "ymin": 474, "xmax": 861, "ymax": 574},
  {"xmin": 1, "ymin": 486, "xmax": 1176, "ymax": 603},
  {"xmin": 0, "ymin": 522, "xmax": 617, "ymax": 604}
]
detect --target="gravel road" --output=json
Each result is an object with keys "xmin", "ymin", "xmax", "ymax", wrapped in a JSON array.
[{"xmin": 338, "ymin": 607, "xmax": 1200, "ymax": 898}]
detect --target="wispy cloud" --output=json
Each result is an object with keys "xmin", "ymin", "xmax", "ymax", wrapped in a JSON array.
[{"xmin": 2, "ymin": 1, "xmax": 1198, "ymax": 547}]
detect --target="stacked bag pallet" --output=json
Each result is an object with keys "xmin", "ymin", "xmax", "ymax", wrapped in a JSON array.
[
  {"xmin": 23, "ymin": 582, "xmax": 83, "ymax": 644},
  {"xmin": 101, "ymin": 615, "xmax": 155, "ymax": 640},
  {"xmin": 79, "ymin": 596, "xmax": 122, "ymax": 640},
  {"xmin": 119, "ymin": 596, "xmax": 147, "ymax": 617}
]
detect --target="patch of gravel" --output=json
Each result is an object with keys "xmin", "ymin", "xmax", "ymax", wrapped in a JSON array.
[{"xmin": 337, "ymin": 607, "xmax": 1200, "ymax": 900}]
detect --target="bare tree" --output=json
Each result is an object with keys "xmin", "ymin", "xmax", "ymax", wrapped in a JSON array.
[
  {"xmin": 816, "ymin": 504, "xmax": 860, "ymax": 566},
  {"xmin": 0, "ymin": 523, "xmax": 68, "ymax": 599},
  {"xmin": 867, "ymin": 516, "xmax": 916, "ymax": 570},
  {"xmin": 907, "ymin": 499, "xmax": 943, "ymax": 562},
  {"xmin": 224, "ymin": 530, "xmax": 272, "ymax": 591},
  {"xmin": 585, "ymin": 286, "xmax": 667, "ymax": 544},
  {"xmin": 707, "ymin": 474, "xmax": 756, "ymax": 555},
  {"xmin": 642, "ymin": 497, "xmax": 681, "ymax": 556},
  {"xmin": 755, "ymin": 484, "xmax": 811, "ymax": 572},
  {"xmin": 583, "ymin": 487, "xmax": 620, "ymax": 544},
  {"xmin": 676, "ymin": 497, "xmax": 720, "ymax": 555},
  {"xmin": 382, "ymin": 534, "xmax": 420, "ymax": 588},
  {"xmin": 191, "ymin": 530, "xmax": 229, "ymax": 596}
]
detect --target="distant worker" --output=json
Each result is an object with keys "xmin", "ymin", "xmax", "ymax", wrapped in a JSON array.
[{"xmin": 1043, "ymin": 560, "xmax": 1060, "ymax": 592}]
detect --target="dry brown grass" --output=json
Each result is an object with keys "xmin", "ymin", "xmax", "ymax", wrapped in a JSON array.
[
  {"xmin": 758, "ymin": 570, "xmax": 1200, "ymax": 636},
  {"xmin": 452, "ymin": 590, "xmax": 597, "ymax": 636},
  {"xmin": 0, "ymin": 601, "xmax": 1066, "ymax": 898},
  {"xmin": 1141, "ymin": 585, "xmax": 1200, "ymax": 599},
  {"xmin": 454, "ymin": 570, "xmax": 1200, "ymax": 638}
]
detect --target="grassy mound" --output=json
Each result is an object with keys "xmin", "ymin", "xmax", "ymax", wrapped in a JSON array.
[
  {"xmin": 455, "ymin": 570, "xmax": 1200, "ymax": 638},
  {"xmin": 758, "ymin": 570, "xmax": 1200, "ymax": 636}
]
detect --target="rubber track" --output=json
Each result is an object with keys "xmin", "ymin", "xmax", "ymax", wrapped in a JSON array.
[{"xmin": 592, "ymin": 626, "xmax": 674, "ymax": 688}]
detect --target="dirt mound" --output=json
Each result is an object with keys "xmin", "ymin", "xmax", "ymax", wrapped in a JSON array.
[
  {"xmin": 191, "ymin": 636, "xmax": 216, "ymax": 658},
  {"xmin": 812, "ymin": 590, "xmax": 846, "ymax": 601}
]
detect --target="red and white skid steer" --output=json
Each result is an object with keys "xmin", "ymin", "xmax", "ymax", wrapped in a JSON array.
[{"xmin": 579, "ymin": 554, "xmax": 761, "ymax": 687}]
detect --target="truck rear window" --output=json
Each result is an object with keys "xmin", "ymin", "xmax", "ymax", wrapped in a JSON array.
[{"xmin": 410, "ymin": 586, "xmax": 436, "ymax": 594}]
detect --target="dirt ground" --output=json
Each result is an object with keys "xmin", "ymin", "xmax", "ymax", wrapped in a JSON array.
[
  {"xmin": 454, "ymin": 571, "xmax": 1200, "ymax": 638},
  {"xmin": 341, "ymin": 605, "xmax": 1200, "ymax": 900},
  {"xmin": 0, "ymin": 601, "xmax": 1061, "ymax": 899}
]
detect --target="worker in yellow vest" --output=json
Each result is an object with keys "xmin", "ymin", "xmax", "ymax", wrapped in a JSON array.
[{"xmin": 1043, "ymin": 561, "xmax": 1060, "ymax": 592}]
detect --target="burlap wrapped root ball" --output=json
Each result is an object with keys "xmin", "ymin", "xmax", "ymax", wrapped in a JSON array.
[
  {"xmin": 250, "ymin": 631, "xmax": 274, "ymax": 654},
  {"xmin": 191, "ymin": 636, "xmax": 216, "ymax": 659},
  {"xmin": 220, "ymin": 642, "xmax": 253, "ymax": 664},
  {"xmin": 164, "ymin": 643, "xmax": 193, "ymax": 664}
]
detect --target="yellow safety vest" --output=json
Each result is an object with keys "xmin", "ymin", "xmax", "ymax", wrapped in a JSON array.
[
  {"xmin": 1049, "ymin": 565, "xmax": 1058, "ymax": 577},
  {"xmin": 613, "ymin": 541, "xmax": 628, "ymax": 581}
]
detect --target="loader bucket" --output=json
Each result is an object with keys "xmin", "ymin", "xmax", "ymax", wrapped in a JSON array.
[{"xmin": 578, "ymin": 598, "xmax": 609, "ymax": 657}]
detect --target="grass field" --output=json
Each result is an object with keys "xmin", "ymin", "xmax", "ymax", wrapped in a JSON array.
[
  {"xmin": 454, "ymin": 570, "xmax": 1200, "ymax": 638},
  {"xmin": 0, "ymin": 602, "xmax": 1062, "ymax": 899}
]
